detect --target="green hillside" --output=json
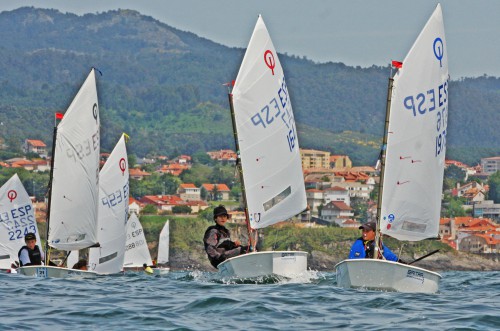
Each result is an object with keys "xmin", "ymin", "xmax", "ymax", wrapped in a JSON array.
[{"xmin": 0, "ymin": 7, "xmax": 499, "ymax": 165}]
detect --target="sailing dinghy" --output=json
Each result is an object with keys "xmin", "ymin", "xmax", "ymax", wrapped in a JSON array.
[
  {"xmin": 218, "ymin": 15, "xmax": 308, "ymax": 279},
  {"xmin": 88, "ymin": 134, "xmax": 129, "ymax": 274},
  {"xmin": 123, "ymin": 213, "xmax": 153, "ymax": 270},
  {"xmin": 18, "ymin": 69, "xmax": 101, "ymax": 278},
  {"xmin": 335, "ymin": 4, "xmax": 448, "ymax": 293},
  {"xmin": 0, "ymin": 174, "xmax": 42, "ymax": 272},
  {"xmin": 155, "ymin": 220, "xmax": 170, "ymax": 274}
]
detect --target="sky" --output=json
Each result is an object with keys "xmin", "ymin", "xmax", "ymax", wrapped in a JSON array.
[{"xmin": 0, "ymin": 0, "xmax": 498, "ymax": 78}]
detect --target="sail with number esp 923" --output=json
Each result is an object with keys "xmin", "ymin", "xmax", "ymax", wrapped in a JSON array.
[{"xmin": 231, "ymin": 15, "xmax": 307, "ymax": 229}]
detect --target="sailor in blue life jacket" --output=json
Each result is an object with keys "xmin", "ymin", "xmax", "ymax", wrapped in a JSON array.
[
  {"xmin": 348, "ymin": 222, "xmax": 400, "ymax": 262},
  {"xmin": 203, "ymin": 205, "xmax": 251, "ymax": 268},
  {"xmin": 18, "ymin": 232, "xmax": 44, "ymax": 266}
]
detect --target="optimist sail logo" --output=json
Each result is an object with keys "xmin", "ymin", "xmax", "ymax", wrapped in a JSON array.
[
  {"xmin": 433, "ymin": 38, "xmax": 444, "ymax": 67},
  {"xmin": 119, "ymin": 158, "xmax": 127, "ymax": 175},
  {"xmin": 264, "ymin": 50, "xmax": 276, "ymax": 75},
  {"xmin": 7, "ymin": 190, "xmax": 17, "ymax": 202}
]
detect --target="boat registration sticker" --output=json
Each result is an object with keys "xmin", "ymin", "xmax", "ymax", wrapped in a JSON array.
[
  {"xmin": 281, "ymin": 253, "xmax": 296, "ymax": 262},
  {"xmin": 36, "ymin": 267, "xmax": 47, "ymax": 278},
  {"xmin": 406, "ymin": 269, "xmax": 424, "ymax": 284}
]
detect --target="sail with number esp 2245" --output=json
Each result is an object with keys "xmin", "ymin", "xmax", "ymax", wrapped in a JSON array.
[
  {"xmin": 0, "ymin": 174, "xmax": 41, "ymax": 269},
  {"xmin": 380, "ymin": 4, "xmax": 448, "ymax": 241},
  {"xmin": 48, "ymin": 69, "xmax": 100, "ymax": 251},
  {"xmin": 88, "ymin": 134, "xmax": 129, "ymax": 274},
  {"xmin": 231, "ymin": 15, "xmax": 306, "ymax": 229}
]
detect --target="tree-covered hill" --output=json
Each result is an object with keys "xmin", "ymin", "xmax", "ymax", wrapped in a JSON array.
[{"xmin": 0, "ymin": 7, "xmax": 498, "ymax": 165}]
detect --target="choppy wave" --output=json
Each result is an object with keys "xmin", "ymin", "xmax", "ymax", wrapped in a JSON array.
[{"xmin": 0, "ymin": 270, "xmax": 499, "ymax": 330}]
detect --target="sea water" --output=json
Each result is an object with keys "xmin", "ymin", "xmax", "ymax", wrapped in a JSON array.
[{"xmin": 0, "ymin": 270, "xmax": 498, "ymax": 330}]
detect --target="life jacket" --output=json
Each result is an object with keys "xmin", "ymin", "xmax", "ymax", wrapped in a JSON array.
[
  {"xmin": 18, "ymin": 245, "xmax": 42, "ymax": 266},
  {"xmin": 361, "ymin": 238, "xmax": 383, "ymax": 259},
  {"xmin": 363, "ymin": 239, "xmax": 375, "ymax": 258},
  {"xmin": 203, "ymin": 224, "xmax": 235, "ymax": 250},
  {"xmin": 203, "ymin": 224, "xmax": 238, "ymax": 267}
]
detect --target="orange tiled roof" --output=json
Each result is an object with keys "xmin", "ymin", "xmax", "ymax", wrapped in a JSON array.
[
  {"xmin": 180, "ymin": 183, "xmax": 197, "ymax": 189},
  {"xmin": 326, "ymin": 201, "xmax": 352, "ymax": 211},
  {"xmin": 327, "ymin": 186, "xmax": 347, "ymax": 191},
  {"xmin": 185, "ymin": 200, "xmax": 208, "ymax": 207},
  {"xmin": 26, "ymin": 139, "xmax": 46, "ymax": 147},
  {"xmin": 140, "ymin": 195, "xmax": 184, "ymax": 206},
  {"xmin": 202, "ymin": 183, "xmax": 230, "ymax": 192},
  {"xmin": 129, "ymin": 168, "xmax": 151, "ymax": 176}
]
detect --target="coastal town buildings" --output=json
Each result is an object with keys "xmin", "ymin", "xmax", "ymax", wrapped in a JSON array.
[
  {"xmin": 481, "ymin": 156, "xmax": 500, "ymax": 175},
  {"xmin": 439, "ymin": 217, "xmax": 500, "ymax": 253},
  {"xmin": 22, "ymin": 139, "xmax": 47, "ymax": 156},
  {"xmin": 300, "ymin": 149, "xmax": 330, "ymax": 169}
]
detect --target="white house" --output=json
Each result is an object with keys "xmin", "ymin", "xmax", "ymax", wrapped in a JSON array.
[
  {"xmin": 321, "ymin": 201, "xmax": 354, "ymax": 223},
  {"xmin": 323, "ymin": 186, "xmax": 350, "ymax": 206}
]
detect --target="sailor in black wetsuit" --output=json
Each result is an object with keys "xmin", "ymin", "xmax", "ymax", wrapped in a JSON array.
[{"xmin": 203, "ymin": 205, "xmax": 250, "ymax": 268}]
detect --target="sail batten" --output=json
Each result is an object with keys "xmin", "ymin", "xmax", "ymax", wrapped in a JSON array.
[
  {"xmin": 380, "ymin": 4, "xmax": 448, "ymax": 241},
  {"xmin": 48, "ymin": 69, "xmax": 100, "ymax": 250},
  {"xmin": 232, "ymin": 15, "xmax": 306, "ymax": 229}
]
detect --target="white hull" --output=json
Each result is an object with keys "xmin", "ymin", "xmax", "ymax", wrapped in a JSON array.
[
  {"xmin": 123, "ymin": 266, "xmax": 170, "ymax": 275},
  {"xmin": 217, "ymin": 251, "xmax": 307, "ymax": 279},
  {"xmin": 335, "ymin": 259, "xmax": 441, "ymax": 293},
  {"xmin": 153, "ymin": 267, "xmax": 170, "ymax": 275},
  {"xmin": 17, "ymin": 265, "xmax": 97, "ymax": 278}
]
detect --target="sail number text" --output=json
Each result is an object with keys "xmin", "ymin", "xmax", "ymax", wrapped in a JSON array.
[
  {"xmin": 249, "ymin": 76, "xmax": 297, "ymax": 152},
  {"xmin": 403, "ymin": 81, "xmax": 447, "ymax": 117},
  {"xmin": 0, "ymin": 204, "xmax": 37, "ymax": 241},
  {"xmin": 402, "ymin": 81, "xmax": 448, "ymax": 157},
  {"xmin": 101, "ymin": 183, "xmax": 129, "ymax": 209},
  {"xmin": 126, "ymin": 229, "xmax": 146, "ymax": 251},
  {"xmin": 66, "ymin": 130, "xmax": 99, "ymax": 162}
]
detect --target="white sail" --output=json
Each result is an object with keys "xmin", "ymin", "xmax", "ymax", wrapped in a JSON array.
[
  {"xmin": 123, "ymin": 213, "xmax": 152, "ymax": 267},
  {"xmin": 0, "ymin": 174, "xmax": 41, "ymax": 269},
  {"xmin": 48, "ymin": 69, "xmax": 100, "ymax": 250},
  {"xmin": 380, "ymin": 4, "xmax": 448, "ymax": 241},
  {"xmin": 231, "ymin": 15, "xmax": 306, "ymax": 229},
  {"xmin": 88, "ymin": 135, "xmax": 129, "ymax": 274},
  {"xmin": 157, "ymin": 220, "xmax": 169, "ymax": 265}
]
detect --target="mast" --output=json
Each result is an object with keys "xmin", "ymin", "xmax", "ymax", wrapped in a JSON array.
[
  {"xmin": 228, "ymin": 91, "xmax": 255, "ymax": 250},
  {"xmin": 374, "ymin": 68, "xmax": 395, "ymax": 259},
  {"xmin": 44, "ymin": 123, "xmax": 58, "ymax": 265}
]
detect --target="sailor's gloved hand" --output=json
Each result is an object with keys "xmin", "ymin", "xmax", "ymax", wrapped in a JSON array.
[
  {"xmin": 398, "ymin": 259, "xmax": 407, "ymax": 264},
  {"xmin": 240, "ymin": 246, "xmax": 254, "ymax": 254}
]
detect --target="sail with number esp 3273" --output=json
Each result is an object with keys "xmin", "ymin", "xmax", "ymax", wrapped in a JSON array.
[
  {"xmin": 48, "ymin": 69, "xmax": 100, "ymax": 251},
  {"xmin": 88, "ymin": 134, "xmax": 129, "ymax": 274},
  {"xmin": 0, "ymin": 174, "xmax": 41, "ymax": 269},
  {"xmin": 231, "ymin": 15, "xmax": 306, "ymax": 230},
  {"xmin": 380, "ymin": 4, "xmax": 448, "ymax": 241}
]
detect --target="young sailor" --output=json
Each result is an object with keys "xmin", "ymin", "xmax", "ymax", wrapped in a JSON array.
[
  {"xmin": 18, "ymin": 233, "xmax": 45, "ymax": 266},
  {"xmin": 348, "ymin": 222, "xmax": 399, "ymax": 261},
  {"xmin": 203, "ymin": 205, "xmax": 250, "ymax": 268}
]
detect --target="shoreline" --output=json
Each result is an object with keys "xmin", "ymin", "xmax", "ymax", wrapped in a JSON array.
[{"xmin": 170, "ymin": 249, "xmax": 500, "ymax": 272}]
